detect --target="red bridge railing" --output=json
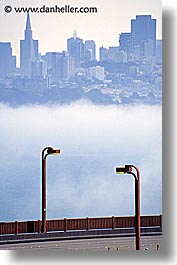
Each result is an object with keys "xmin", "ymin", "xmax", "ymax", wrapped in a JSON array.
[{"xmin": 0, "ymin": 215, "xmax": 162, "ymax": 235}]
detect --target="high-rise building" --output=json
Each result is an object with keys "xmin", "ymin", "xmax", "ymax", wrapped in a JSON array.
[
  {"xmin": 67, "ymin": 30, "xmax": 84, "ymax": 68},
  {"xmin": 108, "ymin": 46, "xmax": 119, "ymax": 61},
  {"xmin": 42, "ymin": 51, "xmax": 75, "ymax": 81},
  {"xmin": 61, "ymin": 52, "xmax": 75, "ymax": 80},
  {"xmin": 84, "ymin": 40, "xmax": 96, "ymax": 62},
  {"xmin": 0, "ymin": 42, "xmax": 16, "ymax": 79},
  {"xmin": 99, "ymin": 46, "xmax": 127, "ymax": 63},
  {"xmin": 119, "ymin": 33, "xmax": 133, "ymax": 54},
  {"xmin": 156, "ymin": 40, "xmax": 162, "ymax": 64},
  {"xmin": 20, "ymin": 13, "xmax": 39, "ymax": 76},
  {"xmin": 144, "ymin": 39, "xmax": 155, "ymax": 58},
  {"xmin": 131, "ymin": 15, "xmax": 156, "ymax": 57},
  {"xmin": 31, "ymin": 60, "xmax": 46, "ymax": 77},
  {"xmin": 99, "ymin": 46, "xmax": 108, "ymax": 61},
  {"xmin": 42, "ymin": 52, "xmax": 63, "ymax": 79}
]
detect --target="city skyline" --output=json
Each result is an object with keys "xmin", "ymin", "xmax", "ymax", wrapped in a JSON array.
[
  {"xmin": 0, "ymin": 0, "xmax": 162, "ymax": 66},
  {"xmin": 0, "ymin": 13, "xmax": 160, "ymax": 70},
  {"xmin": 0, "ymin": 11, "xmax": 162, "ymax": 106}
]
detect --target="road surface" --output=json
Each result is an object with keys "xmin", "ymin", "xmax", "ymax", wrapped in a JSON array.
[{"xmin": 0, "ymin": 235, "xmax": 162, "ymax": 251}]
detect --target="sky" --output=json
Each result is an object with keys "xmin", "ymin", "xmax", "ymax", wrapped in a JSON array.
[{"xmin": 0, "ymin": 0, "xmax": 162, "ymax": 65}]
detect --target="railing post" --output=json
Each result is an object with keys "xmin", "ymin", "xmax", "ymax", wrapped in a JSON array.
[
  {"xmin": 15, "ymin": 221, "xmax": 18, "ymax": 235},
  {"xmin": 38, "ymin": 220, "xmax": 41, "ymax": 233},
  {"xmin": 64, "ymin": 218, "xmax": 67, "ymax": 232},
  {"xmin": 86, "ymin": 217, "xmax": 89, "ymax": 230},
  {"xmin": 160, "ymin": 214, "xmax": 162, "ymax": 229},
  {"xmin": 112, "ymin": 216, "xmax": 115, "ymax": 229}
]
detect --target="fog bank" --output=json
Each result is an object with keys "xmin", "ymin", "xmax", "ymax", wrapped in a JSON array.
[{"xmin": 0, "ymin": 103, "xmax": 162, "ymax": 221}]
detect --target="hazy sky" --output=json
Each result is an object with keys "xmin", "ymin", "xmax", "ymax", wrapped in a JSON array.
[{"xmin": 0, "ymin": 0, "xmax": 162, "ymax": 64}]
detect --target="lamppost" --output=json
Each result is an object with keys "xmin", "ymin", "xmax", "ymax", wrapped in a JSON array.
[
  {"xmin": 41, "ymin": 146, "xmax": 61, "ymax": 233},
  {"xmin": 115, "ymin": 164, "xmax": 141, "ymax": 250}
]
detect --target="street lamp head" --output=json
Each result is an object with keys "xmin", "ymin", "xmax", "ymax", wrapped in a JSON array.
[
  {"xmin": 47, "ymin": 147, "xmax": 61, "ymax": 155},
  {"xmin": 42, "ymin": 146, "xmax": 61, "ymax": 160},
  {"xmin": 115, "ymin": 165, "xmax": 132, "ymax": 174}
]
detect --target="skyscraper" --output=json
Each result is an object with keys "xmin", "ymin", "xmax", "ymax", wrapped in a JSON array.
[
  {"xmin": 20, "ymin": 13, "xmax": 39, "ymax": 76},
  {"xmin": 119, "ymin": 33, "xmax": 133, "ymax": 54},
  {"xmin": 99, "ymin": 46, "xmax": 108, "ymax": 61},
  {"xmin": 42, "ymin": 51, "xmax": 75, "ymax": 81},
  {"xmin": 42, "ymin": 52, "xmax": 63, "ymax": 80},
  {"xmin": 156, "ymin": 40, "xmax": 162, "ymax": 64},
  {"xmin": 67, "ymin": 30, "xmax": 84, "ymax": 68},
  {"xmin": 131, "ymin": 15, "xmax": 156, "ymax": 57},
  {"xmin": 0, "ymin": 42, "xmax": 16, "ymax": 79},
  {"xmin": 84, "ymin": 40, "xmax": 96, "ymax": 62},
  {"xmin": 61, "ymin": 52, "xmax": 75, "ymax": 80}
]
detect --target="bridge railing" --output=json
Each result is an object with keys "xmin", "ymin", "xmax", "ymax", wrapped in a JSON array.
[{"xmin": 0, "ymin": 215, "xmax": 162, "ymax": 235}]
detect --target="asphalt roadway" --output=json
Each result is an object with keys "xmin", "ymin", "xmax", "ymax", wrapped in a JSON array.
[{"xmin": 0, "ymin": 235, "xmax": 162, "ymax": 251}]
